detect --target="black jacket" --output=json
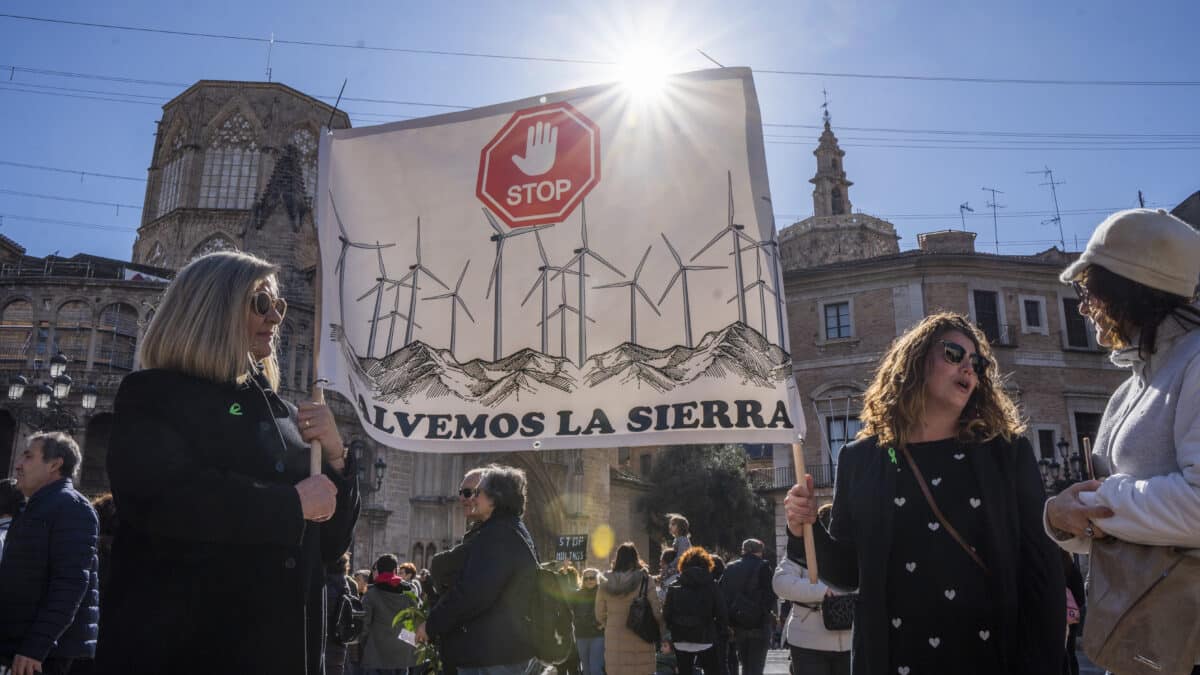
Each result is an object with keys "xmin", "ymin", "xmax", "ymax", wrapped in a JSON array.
[
  {"xmin": 664, "ymin": 566, "xmax": 729, "ymax": 644},
  {"xmin": 424, "ymin": 513, "xmax": 537, "ymax": 668},
  {"xmin": 719, "ymin": 553, "xmax": 775, "ymax": 632},
  {"xmin": 95, "ymin": 369, "xmax": 360, "ymax": 675},
  {"xmin": 789, "ymin": 435, "xmax": 1065, "ymax": 675},
  {"xmin": 0, "ymin": 478, "xmax": 99, "ymax": 661},
  {"xmin": 569, "ymin": 586, "xmax": 603, "ymax": 639}
]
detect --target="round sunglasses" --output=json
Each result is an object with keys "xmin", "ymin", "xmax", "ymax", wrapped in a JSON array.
[
  {"xmin": 938, "ymin": 340, "xmax": 989, "ymax": 377},
  {"xmin": 250, "ymin": 290, "xmax": 287, "ymax": 319},
  {"xmin": 458, "ymin": 487, "xmax": 478, "ymax": 499}
]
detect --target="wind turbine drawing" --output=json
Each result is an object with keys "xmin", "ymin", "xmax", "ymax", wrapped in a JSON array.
[
  {"xmin": 329, "ymin": 191, "xmax": 394, "ymax": 335},
  {"xmin": 483, "ymin": 209, "xmax": 552, "ymax": 361},
  {"xmin": 729, "ymin": 243, "xmax": 778, "ymax": 340},
  {"xmin": 555, "ymin": 201, "xmax": 624, "ymax": 366},
  {"xmin": 396, "ymin": 217, "xmax": 448, "ymax": 347},
  {"xmin": 377, "ymin": 275, "xmax": 416, "ymax": 356},
  {"xmin": 541, "ymin": 274, "xmax": 595, "ymax": 359},
  {"xmin": 691, "ymin": 171, "xmax": 756, "ymax": 325},
  {"xmin": 596, "ymin": 245, "xmax": 660, "ymax": 345},
  {"xmin": 354, "ymin": 245, "xmax": 396, "ymax": 359},
  {"xmin": 521, "ymin": 232, "xmax": 582, "ymax": 354},
  {"xmin": 658, "ymin": 233, "xmax": 725, "ymax": 349},
  {"xmin": 423, "ymin": 260, "xmax": 475, "ymax": 356}
]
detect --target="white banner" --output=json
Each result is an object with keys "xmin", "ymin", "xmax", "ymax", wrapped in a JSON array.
[{"xmin": 317, "ymin": 67, "xmax": 803, "ymax": 452}]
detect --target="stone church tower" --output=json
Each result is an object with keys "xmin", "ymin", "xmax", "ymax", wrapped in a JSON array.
[
  {"xmin": 779, "ymin": 110, "xmax": 900, "ymax": 270},
  {"xmin": 131, "ymin": 80, "xmax": 654, "ymax": 570}
]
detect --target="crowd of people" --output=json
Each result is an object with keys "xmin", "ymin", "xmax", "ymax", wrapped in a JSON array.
[{"xmin": 0, "ymin": 207, "xmax": 1198, "ymax": 674}]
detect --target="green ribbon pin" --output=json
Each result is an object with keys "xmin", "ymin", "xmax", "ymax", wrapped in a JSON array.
[
  {"xmin": 887, "ymin": 447, "xmax": 898, "ymax": 465},
  {"xmin": 228, "ymin": 403, "xmax": 243, "ymax": 416}
]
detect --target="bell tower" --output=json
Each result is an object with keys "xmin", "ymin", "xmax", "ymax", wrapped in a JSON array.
[{"xmin": 810, "ymin": 104, "xmax": 852, "ymax": 218}]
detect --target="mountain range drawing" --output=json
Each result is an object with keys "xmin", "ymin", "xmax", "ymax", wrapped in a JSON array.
[{"xmin": 355, "ymin": 321, "xmax": 789, "ymax": 407}]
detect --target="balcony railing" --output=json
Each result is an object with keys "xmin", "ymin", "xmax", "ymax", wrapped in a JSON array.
[
  {"xmin": 748, "ymin": 464, "xmax": 835, "ymax": 491},
  {"xmin": 977, "ymin": 322, "xmax": 1018, "ymax": 348}
]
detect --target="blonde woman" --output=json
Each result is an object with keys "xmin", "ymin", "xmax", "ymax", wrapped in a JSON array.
[
  {"xmin": 95, "ymin": 251, "xmax": 360, "ymax": 675},
  {"xmin": 784, "ymin": 313, "xmax": 1064, "ymax": 675}
]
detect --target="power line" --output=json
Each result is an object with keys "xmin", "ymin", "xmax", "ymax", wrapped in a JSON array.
[
  {"xmin": 0, "ymin": 188, "xmax": 142, "ymax": 212},
  {"xmin": 0, "ymin": 213, "xmax": 137, "ymax": 232},
  {"xmin": 0, "ymin": 160, "xmax": 144, "ymax": 182},
  {"xmin": 3, "ymin": 13, "xmax": 1199, "ymax": 86}
]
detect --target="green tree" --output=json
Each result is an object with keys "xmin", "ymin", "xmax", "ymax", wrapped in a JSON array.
[{"xmin": 637, "ymin": 444, "xmax": 774, "ymax": 559}]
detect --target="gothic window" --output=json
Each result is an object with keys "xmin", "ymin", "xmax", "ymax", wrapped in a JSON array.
[
  {"xmin": 146, "ymin": 241, "xmax": 165, "ymax": 267},
  {"xmin": 831, "ymin": 187, "xmax": 845, "ymax": 215},
  {"xmin": 96, "ymin": 303, "xmax": 138, "ymax": 370},
  {"xmin": 277, "ymin": 322, "xmax": 293, "ymax": 387},
  {"xmin": 568, "ymin": 454, "xmax": 585, "ymax": 515},
  {"xmin": 290, "ymin": 127, "xmax": 318, "ymax": 203},
  {"xmin": 411, "ymin": 543, "xmax": 426, "ymax": 569},
  {"xmin": 55, "ymin": 301, "xmax": 92, "ymax": 363},
  {"xmin": 156, "ymin": 129, "xmax": 191, "ymax": 218},
  {"xmin": 293, "ymin": 343, "xmax": 309, "ymax": 390},
  {"xmin": 199, "ymin": 112, "xmax": 260, "ymax": 209},
  {"xmin": 0, "ymin": 300, "xmax": 33, "ymax": 362},
  {"xmin": 191, "ymin": 235, "xmax": 236, "ymax": 260}
]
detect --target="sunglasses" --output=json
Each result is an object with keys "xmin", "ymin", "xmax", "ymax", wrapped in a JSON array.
[
  {"xmin": 583, "ymin": 576, "xmax": 597, "ymax": 581},
  {"xmin": 458, "ymin": 487, "xmax": 478, "ymax": 499},
  {"xmin": 251, "ymin": 290, "xmax": 287, "ymax": 318},
  {"xmin": 939, "ymin": 340, "xmax": 990, "ymax": 377}
]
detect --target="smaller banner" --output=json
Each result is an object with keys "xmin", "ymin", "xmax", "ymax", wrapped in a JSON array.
[{"xmin": 555, "ymin": 534, "xmax": 589, "ymax": 562}]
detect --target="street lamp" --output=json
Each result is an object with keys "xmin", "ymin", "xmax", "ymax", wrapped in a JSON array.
[
  {"xmin": 1041, "ymin": 437, "xmax": 1085, "ymax": 494},
  {"xmin": 6, "ymin": 352, "xmax": 97, "ymax": 433},
  {"xmin": 350, "ymin": 439, "xmax": 388, "ymax": 492}
]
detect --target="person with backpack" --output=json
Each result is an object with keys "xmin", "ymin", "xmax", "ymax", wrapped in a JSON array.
[
  {"xmin": 417, "ymin": 465, "xmax": 539, "ymax": 675},
  {"xmin": 361, "ymin": 554, "xmax": 418, "ymax": 675},
  {"xmin": 326, "ymin": 552, "xmax": 359, "ymax": 675},
  {"xmin": 596, "ymin": 542, "xmax": 668, "ymax": 675},
  {"xmin": 720, "ymin": 538, "xmax": 776, "ymax": 675},
  {"xmin": 664, "ymin": 546, "xmax": 729, "ymax": 675}
]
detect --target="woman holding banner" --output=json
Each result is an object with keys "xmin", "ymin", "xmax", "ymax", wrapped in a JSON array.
[
  {"xmin": 95, "ymin": 251, "xmax": 360, "ymax": 675},
  {"xmin": 784, "ymin": 312, "xmax": 1064, "ymax": 675}
]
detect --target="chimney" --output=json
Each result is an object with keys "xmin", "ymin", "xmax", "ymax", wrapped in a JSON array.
[{"xmin": 918, "ymin": 230, "xmax": 977, "ymax": 254}]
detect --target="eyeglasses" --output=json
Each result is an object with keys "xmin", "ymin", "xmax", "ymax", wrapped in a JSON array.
[
  {"xmin": 458, "ymin": 487, "xmax": 478, "ymax": 499},
  {"xmin": 251, "ymin": 290, "xmax": 287, "ymax": 319},
  {"xmin": 583, "ymin": 576, "xmax": 597, "ymax": 581},
  {"xmin": 939, "ymin": 340, "xmax": 989, "ymax": 377},
  {"xmin": 1071, "ymin": 280, "xmax": 1090, "ymax": 306}
]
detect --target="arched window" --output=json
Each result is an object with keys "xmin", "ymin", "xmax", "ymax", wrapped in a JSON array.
[
  {"xmin": 289, "ymin": 127, "xmax": 318, "ymax": 204},
  {"xmin": 156, "ymin": 127, "xmax": 191, "ymax": 218},
  {"xmin": 55, "ymin": 300, "xmax": 92, "ymax": 364},
  {"xmin": 191, "ymin": 234, "xmax": 236, "ymax": 260},
  {"xmin": 831, "ymin": 187, "xmax": 845, "ymax": 215},
  {"xmin": 568, "ymin": 453, "xmax": 585, "ymax": 516},
  {"xmin": 411, "ymin": 543, "xmax": 426, "ymax": 570},
  {"xmin": 277, "ymin": 322, "xmax": 293, "ymax": 388},
  {"xmin": 97, "ymin": 303, "xmax": 138, "ymax": 370},
  {"xmin": 424, "ymin": 543, "xmax": 437, "ymax": 567},
  {"xmin": 0, "ymin": 300, "xmax": 33, "ymax": 362},
  {"xmin": 199, "ymin": 112, "xmax": 260, "ymax": 209},
  {"xmin": 293, "ymin": 343, "xmax": 309, "ymax": 391}
]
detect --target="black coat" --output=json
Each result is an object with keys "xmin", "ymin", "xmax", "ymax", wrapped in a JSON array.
[
  {"xmin": 424, "ymin": 513, "xmax": 537, "ymax": 668},
  {"xmin": 95, "ymin": 369, "xmax": 360, "ymax": 675},
  {"xmin": 789, "ymin": 435, "xmax": 1064, "ymax": 675},
  {"xmin": 664, "ymin": 566, "xmax": 728, "ymax": 644},
  {"xmin": 569, "ymin": 586, "xmax": 603, "ymax": 639},
  {"xmin": 0, "ymin": 478, "xmax": 99, "ymax": 661},
  {"xmin": 718, "ymin": 553, "xmax": 775, "ymax": 632}
]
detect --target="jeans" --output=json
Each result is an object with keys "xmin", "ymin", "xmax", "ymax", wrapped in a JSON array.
[
  {"xmin": 576, "ymin": 636, "xmax": 605, "ymax": 675},
  {"xmin": 458, "ymin": 659, "xmax": 539, "ymax": 675},
  {"xmin": 734, "ymin": 631, "xmax": 769, "ymax": 675},
  {"xmin": 789, "ymin": 645, "xmax": 849, "ymax": 675},
  {"xmin": 675, "ymin": 646, "xmax": 720, "ymax": 675}
]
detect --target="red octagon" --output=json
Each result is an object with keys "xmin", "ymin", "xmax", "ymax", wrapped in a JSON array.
[{"xmin": 476, "ymin": 101, "xmax": 601, "ymax": 229}]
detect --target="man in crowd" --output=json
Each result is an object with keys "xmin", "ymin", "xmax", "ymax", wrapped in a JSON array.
[
  {"xmin": 0, "ymin": 432, "xmax": 99, "ymax": 675},
  {"xmin": 0, "ymin": 478, "xmax": 23, "ymax": 560},
  {"xmin": 720, "ymin": 538, "xmax": 775, "ymax": 675}
]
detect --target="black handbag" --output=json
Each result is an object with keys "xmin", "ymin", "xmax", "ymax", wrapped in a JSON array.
[
  {"xmin": 625, "ymin": 575, "xmax": 661, "ymax": 644},
  {"xmin": 820, "ymin": 593, "xmax": 855, "ymax": 631}
]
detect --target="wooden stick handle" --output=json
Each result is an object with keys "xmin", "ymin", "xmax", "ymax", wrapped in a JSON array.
[
  {"xmin": 1083, "ymin": 436, "xmax": 1094, "ymax": 481},
  {"xmin": 791, "ymin": 441, "xmax": 819, "ymax": 584},
  {"xmin": 310, "ymin": 385, "xmax": 325, "ymax": 477}
]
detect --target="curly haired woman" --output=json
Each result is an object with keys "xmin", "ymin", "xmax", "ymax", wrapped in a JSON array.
[{"xmin": 784, "ymin": 312, "xmax": 1065, "ymax": 675}]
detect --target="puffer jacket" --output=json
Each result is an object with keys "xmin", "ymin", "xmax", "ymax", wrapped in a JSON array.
[
  {"xmin": 0, "ymin": 478, "xmax": 99, "ymax": 661},
  {"xmin": 664, "ymin": 566, "xmax": 728, "ymax": 644},
  {"xmin": 772, "ymin": 558, "xmax": 850, "ymax": 653}
]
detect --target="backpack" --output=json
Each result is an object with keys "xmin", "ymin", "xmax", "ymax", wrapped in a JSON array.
[
  {"xmin": 511, "ymin": 526, "xmax": 576, "ymax": 665},
  {"xmin": 329, "ymin": 580, "xmax": 367, "ymax": 645},
  {"xmin": 728, "ymin": 559, "xmax": 766, "ymax": 629}
]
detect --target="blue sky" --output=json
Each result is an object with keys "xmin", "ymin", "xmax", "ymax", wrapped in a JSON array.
[{"xmin": 1, "ymin": 0, "xmax": 1197, "ymax": 261}]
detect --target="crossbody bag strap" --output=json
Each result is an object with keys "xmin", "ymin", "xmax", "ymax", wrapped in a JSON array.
[{"xmin": 899, "ymin": 445, "xmax": 990, "ymax": 576}]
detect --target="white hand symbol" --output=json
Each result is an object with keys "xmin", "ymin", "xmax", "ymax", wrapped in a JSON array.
[{"xmin": 511, "ymin": 121, "xmax": 558, "ymax": 176}]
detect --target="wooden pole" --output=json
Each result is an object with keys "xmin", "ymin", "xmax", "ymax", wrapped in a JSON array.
[
  {"xmin": 1083, "ymin": 437, "xmax": 1094, "ymax": 481},
  {"xmin": 791, "ymin": 440, "xmax": 819, "ymax": 584}
]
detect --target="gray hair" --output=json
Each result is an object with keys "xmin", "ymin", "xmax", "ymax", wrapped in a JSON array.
[
  {"xmin": 138, "ymin": 250, "xmax": 282, "ymax": 389},
  {"xmin": 477, "ymin": 464, "xmax": 528, "ymax": 517},
  {"xmin": 29, "ymin": 431, "xmax": 82, "ymax": 480},
  {"xmin": 741, "ymin": 538, "xmax": 765, "ymax": 555}
]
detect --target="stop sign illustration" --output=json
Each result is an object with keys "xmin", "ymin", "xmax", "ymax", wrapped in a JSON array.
[{"xmin": 476, "ymin": 101, "xmax": 601, "ymax": 228}]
